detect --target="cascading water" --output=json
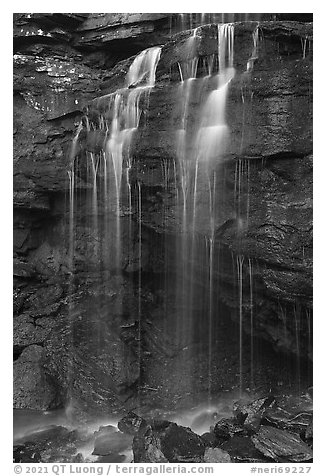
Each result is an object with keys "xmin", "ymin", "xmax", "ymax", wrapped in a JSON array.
[
  {"xmin": 65, "ymin": 17, "xmax": 311, "ymax": 423},
  {"xmin": 69, "ymin": 44, "xmax": 161, "ymax": 261},
  {"xmin": 236, "ymin": 254, "xmax": 245, "ymax": 395},
  {"xmin": 173, "ymin": 23, "xmax": 235, "ymax": 399},
  {"xmin": 248, "ymin": 257, "xmax": 254, "ymax": 389},
  {"xmin": 67, "ymin": 46, "xmax": 161, "ymax": 410},
  {"xmin": 13, "ymin": 14, "xmax": 313, "ymax": 463}
]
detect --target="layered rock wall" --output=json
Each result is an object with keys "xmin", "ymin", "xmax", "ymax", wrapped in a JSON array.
[{"xmin": 13, "ymin": 14, "xmax": 313, "ymax": 412}]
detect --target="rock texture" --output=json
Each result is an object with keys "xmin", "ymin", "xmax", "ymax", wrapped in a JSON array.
[
  {"xmin": 132, "ymin": 420, "xmax": 206, "ymax": 463},
  {"xmin": 13, "ymin": 14, "xmax": 313, "ymax": 412},
  {"xmin": 13, "ymin": 345, "xmax": 59, "ymax": 410},
  {"xmin": 251, "ymin": 426, "xmax": 313, "ymax": 462}
]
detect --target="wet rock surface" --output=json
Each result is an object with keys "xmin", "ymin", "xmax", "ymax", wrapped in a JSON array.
[
  {"xmin": 13, "ymin": 11, "xmax": 312, "ymax": 432},
  {"xmin": 14, "ymin": 444, "xmax": 42, "ymax": 463},
  {"xmin": 43, "ymin": 302, "xmax": 141, "ymax": 417},
  {"xmin": 13, "ymin": 345, "xmax": 60, "ymax": 410},
  {"xmin": 132, "ymin": 420, "xmax": 206, "ymax": 463},
  {"xmin": 118, "ymin": 412, "xmax": 148, "ymax": 435},
  {"xmin": 13, "ymin": 426, "xmax": 79, "ymax": 463},
  {"xmin": 93, "ymin": 426, "xmax": 133, "ymax": 456},
  {"xmin": 251, "ymin": 426, "xmax": 313, "ymax": 462},
  {"xmin": 213, "ymin": 418, "xmax": 248, "ymax": 442},
  {"xmin": 13, "ymin": 391, "xmax": 313, "ymax": 463},
  {"xmin": 220, "ymin": 436, "xmax": 266, "ymax": 462},
  {"xmin": 233, "ymin": 396, "xmax": 276, "ymax": 432},
  {"xmin": 204, "ymin": 447, "xmax": 232, "ymax": 463}
]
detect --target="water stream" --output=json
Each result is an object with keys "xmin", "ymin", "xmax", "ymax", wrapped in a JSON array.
[{"xmin": 14, "ymin": 16, "xmax": 313, "ymax": 462}]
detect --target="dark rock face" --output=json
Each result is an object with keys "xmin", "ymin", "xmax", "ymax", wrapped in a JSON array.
[
  {"xmin": 13, "ymin": 13, "xmax": 313, "ymax": 413},
  {"xmin": 214, "ymin": 418, "xmax": 248, "ymax": 443},
  {"xmin": 261, "ymin": 393, "xmax": 313, "ymax": 435},
  {"xmin": 118, "ymin": 412, "xmax": 148, "ymax": 435},
  {"xmin": 233, "ymin": 396, "xmax": 276, "ymax": 432},
  {"xmin": 80, "ymin": 20, "xmax": 313, "ymax": 359},
  {"xmin": 93, "ymin": 426, "xmax": 133, "ymax": 456},
  {"xmin": 43, "ymin": 302, "xmax": 140, "ymax": 417},
  {"xmin": 203, "ymin": 447, "xmax": 231, "ymax": 462},
  {"xmin": 13, "ymin": 426, "xmax": 79, "ymax": 463},
  {"xmin": 251, "ymin": 426, "xmax": 313, "ymax": 462},
  {"xmin": 304, "ymin": 418, "xmax": 313, "ymax": 445},
  {"xmin": 221, "ymin": 435, "xmax": 265, "ymax": 462},
  {"xmin": 13, "ymin": 345, "xmax": 60, "ymax": 410}
]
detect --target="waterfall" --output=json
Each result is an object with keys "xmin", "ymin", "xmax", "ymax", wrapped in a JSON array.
[
  {"xmin": 64, "ymin": 17, "xmax": 311, "ymax": 418},
  {"xmin": 67, "ymin": 45, "xmax": 162, "ymax": 409},
  {"xmin": 236, "ymin": 254, "xmax": 244, "ymax": 396},
  {"xmin": 195, "ymin": 24, "xmax": 235, "ymax": 164},
  {"xmin": 248, "ymin": 257, "xmax": 254, "ymax": 389},
  {"xmin": 137, "ymin": 181, "xmax": 142, "ymax": 405},
  {"xmin": 173, "ymin": 23, "xmax": 235, "ymax": 397},
  {"xmin": 68, "ymin": 45, "xmax": 161, "ymax": 266}
]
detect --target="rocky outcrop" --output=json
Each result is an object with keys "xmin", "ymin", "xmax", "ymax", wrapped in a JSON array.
[
  {"xmin": 42, "ymin": 292, "xmax": 141, "ymax": 417},
  {"xmin": 13, "ymin": 14, "xmax": 313, "ymax": 412},
  {"xmin": 252, "ymin": 426, "xmax": 313, "ymax": 462},
  {"xmin": 92, "ymin": 426, "xmax": 133, "ymax": 456},
  {"xmin": 116, "ymin": 396, "xmax": 313, "ymax": 463},
  {"xmin": 13, "ymin": 392, "xmax": 313, "ymax": 463},
  {"xmin": 14, "ymin": 426, "xmax": 80, "ymax": 463},
  {"xmin": 13, "ymin": 345, "xmax": 59, "ymax": 410},
  {"xmin": 80, "ymin": 21, "xmax": 313, "ymax": 358},
  {"xmin": 131, "ymin": 420, "xmax": 206, "ymax": 463}
]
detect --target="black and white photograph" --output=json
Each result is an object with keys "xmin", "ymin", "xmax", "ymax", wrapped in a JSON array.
[{"xmin": 12, "ymin": 6, "xmax": 315, "ymax": 468}]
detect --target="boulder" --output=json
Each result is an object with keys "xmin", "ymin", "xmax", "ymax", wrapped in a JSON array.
[
  {"xmin": 158, "ymin": 422, "xmax": 205, "ymax": 462},
  {"xmin": 262, "ymin": 393, "xmax": 313, "ymax": 435},
  {"xmin": 133, "ymin": 419, "xmax": 205, "ymax": 463},
  {"xmin": 14, "ymin": 426, "xmax": 78, "ymax": 463},
  {"xmin": 204, "ymin": 447, "xmax": 232, "ymax": 463},
  {"xmin": 262, "ymin": 406, "xmax": 312, "ymax": 435},
  {"xmin": 133, "ymin": 427, "xmax": 168, "ymax": 463},
  {"xmin": 93, "ymin": 426, "xmax": 133, "ymax": 456},
  {"xmin": 118, "ymin": 412, "xmax": 148, "ymax": 435},
  {"xmin": 213, "ymin": 418, "xmax": 248, "ymax": 443},
  {"xmin": 251, "ymin": 426, "xmax": 313, "ymax": 462},
  {"xmin": 233, "ymin": 395, "xmax": 275, "ymax": 431},
  {"xmin": 221, "ymin": 435, "xmax": 267, "ymax": 463},
  {"xmin": 304, "ymin": 418, "xmax": 313, "ymax": 444}
]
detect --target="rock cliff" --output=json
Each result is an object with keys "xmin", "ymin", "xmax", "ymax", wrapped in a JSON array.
[{"xmin": 13, "ymin": 14, "xmax": 313, "ymax": 413}]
